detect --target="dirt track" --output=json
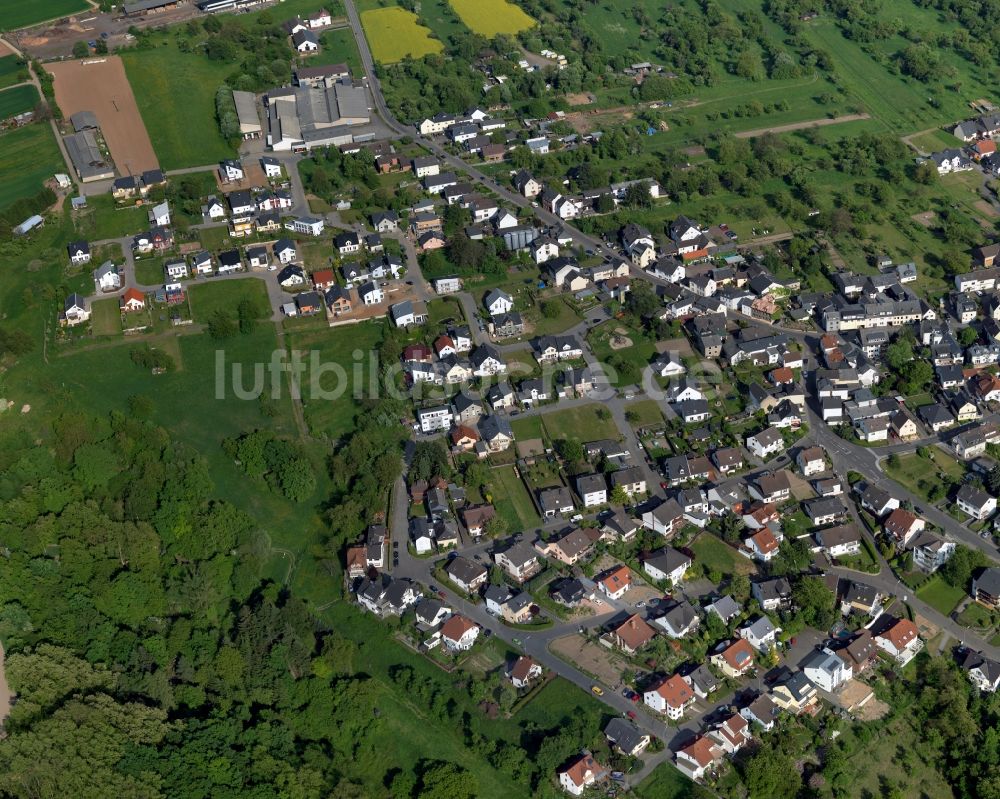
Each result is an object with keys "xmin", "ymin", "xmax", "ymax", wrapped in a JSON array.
[
  {"xmin": 46, "ymin": 56, "xmax": 159, "ymax": 175},
  {"xmin": 733, "ymin": 112, "xmax": 871, "ymax": 139}
]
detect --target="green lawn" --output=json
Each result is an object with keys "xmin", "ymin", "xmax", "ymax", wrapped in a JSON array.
[
  {"xmin": 541, "ymin": 404, "xmax": 619, "ymax": 441},
  {"xmin": 72, "ymin": 194, "xmax": 149, "ymax": 241},
  {"xmin": 915, "ymin": 576, "xmax": 965, "ymax": 617},
  {"xmin": 624, "ymin": 399, "xmax": 664, "ymax": 428},
  {"xmin": 885, "ymin": 451, "xmax": 966, "ymax": 503},
  {"xmin": 636, "ymin": 763, "xmax": 713, "ymax": 799},
  {"xmin": 0, "ymin": 0, "xmax": 89, "ymax": 29},
  {"xmin": 528, "ymin": 295, "xmax": 584, "ymax": 336},
  {"xmin": 488, "ymin": 464, "xmax": 540, "ymax": 531},
  {"xmin": 448, "ymin": 0, "xmax": 535, "ymax": 36},
  {"xmin": 0, "ymin": 83, "xmax": 39, "ymax": 118},
  {"xmin": 511, "ymin": 415, "xmax": 544, "ymax": 441},
  {"xmin": 957, "ymin": 602, "xmax": 996, "ymax": 629},
  {"xmin": 0, "ymin": 123, "xmax": 64, "ymax": 212},
  {"xmin": 360, "ymin": 6, "xmax": 443, "ymax": 63},
  {"xmin": 690, "ymin": 532, "xmax": 755, "ymax": 577},
  {"xmin": 134, "ymin": 256, "xmax": 166, "ymax": 286},
  {"xmin": 586, "ymin": 319, "xmax": 657, "ymax": 387},
  {"xmin": 0, "ymin": 55, "xmax": 25, "ymax": 91},
  {"xmin": 121, "ymin": 44, "xmax": 235, "ymax": 170},
  {"xmin": 90, "ymin": 297, "xmax": 122, "ymax": 337},
  {"xmin": 314, "ymin": 27, "xmax": 364, "ymax": 76},
  {"xmin": 187, "ymin": 278, "xmax": 270, "ymax": 323}
]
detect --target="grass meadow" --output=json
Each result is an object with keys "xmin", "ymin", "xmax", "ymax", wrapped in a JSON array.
[
  {"xmin": 121, "ymin": 45, "xmax": 235, "ymax": 170},
  {"xmin": 0, "ymin": 123, "xmax": 63, "ymax": 212},
  {"xmin": 448, "ymin": 0, "xmax": 535, "ymax": 36},
  {"xmin": 360, "ymin": 6, "xmax": 444, "ymax": 63}
]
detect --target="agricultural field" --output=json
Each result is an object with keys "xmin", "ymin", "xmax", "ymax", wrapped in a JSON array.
[
  {"xmin": 187, "ymin": 278, "xmax": 270, "ymax": 323},
  {"xmin": 448, "ymin": 0, "xmax": 535, "ymax": 37},
  {"xmin": 360, "ymin": 6, "xmax": 444, "ymax": 63},
  {"xmin": 0, "ymin": 0, "xmax": 89, "ymax": 30},
  {"xmin": 0, "ymin": 54, "xmax": 27, "ymax": 91},
  {"xmin": 0, "ymin": 123, "xmax": 63, "ymax": 212},
  {"xmin": 0, "ymin": 84, "xmax": 39, "ymax": 119},
  {"xmin": 121, "ymin": 43, "xmax": 234, "ymax": 170}
]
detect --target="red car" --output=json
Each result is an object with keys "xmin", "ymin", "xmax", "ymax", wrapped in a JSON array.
[
  {"xmin": 630, "ymin": 693, "xmax": 640, "ymax": 703},
  {"xmin": 626, "ymin": 710, "xmax": 637, "ymax": 720}
]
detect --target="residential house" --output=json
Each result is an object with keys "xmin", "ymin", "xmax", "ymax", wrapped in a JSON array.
[
  {"xmin": 752, "ymin": 577, "xmax": 792, "ymax": 611},
  {"xmin": 610, "ymin": 614, "xmax": 657, "ymax": 655},
  {"xmin": 675, "ymin": 736, "xmax": 724, "ymax": 782},
  {"xmin": 576, "ymin": 473, "xmax": 607, "ymax": 507},
  {"xmin": 746, "ymin": 427, "xmax": 785, "ymax": 459},
  {"xmin": 440, "ymin": 614, "xmax": 480, "ymax": 650},
  {"xmin": 538, "ymin": 486, "xmax": 575, "ymax": 518},
  {"xmin": 653, "ymin": 601, "xmax": 700, "ymax": 638},
  {"xmin": 705, "ymin": 595, "xmax": 742, "ymax": 625},
  {"xmin": 274, "ymin": 238, "xmax": 297, "ymax": 264},
  {"xmin": 604, "ymin": 718, "xmax": 650, "ymax": 757},
  {"xmin": 558, "ymin": 753, "xmax": 607, "ymax": 797},
  {"xmin": 959, "ymin": 649, "xmax": 1000, "ymax": 693},
  {"xmin": 816, "ymin": 524, "xmax": 862, "ymax": 558},
  {"xmin": 910, "ymin": 531, "xmax": 955, "ymax": 573},
  {"xmin": 92, "ymin": 261, "xmax": 120, "ymax": 292},
  {"xmin": 509, "ymin": 655, "xmax": 543, "ymax": 689},
  {"xmin": 445, "ymin": 557, "xmax": 488, "ymax": 593},
  {"xmin": 597, "ymin": 565, "xmax": 632, "ymax": 599},
  {"xmin": 67, "ymin": 240, "xmax": 91, "ymax": 265},
  {"xmin": 874, "ymin": 617, "xmax": 923, "ymax": 665},
  {"xmin": 642, "ymin": 547, "xmax": 691, "ymax": 585},
  {"xmin": 644, "ymin": 673, "xmax": 696, "ymax": 719},
  {"xmin": 538, "ymin": 528, "xmax": 594, "ymax": 565},
  {"xmin": 494, "ymin": 540, "xmax": 542, "ymax": 582},
  {"xmin": 708, "ymin": 713, "xmax": 751, "ymax": 755},
  {"xmin": 957, "ymin": 484, "xmax": 997, "ymax": 520},
  {"xmin": 740, "ymin": 692, "xmax": 781, "ymax": 732},
  {"xmin": 803, "ymin": 647, "xmax": 852, "ymax": 692},
  {"xmin": 739, "ymin": 616, "xmax": 779, "ymax": 653},
  {"xmin": 771, "ymin": 671, "xmax": 819, "ymax": 714},
  {"xmin": 973, "ymin": 567, "xmax": 1000, "ymax": 609},
  {"xmin": 883, "ymin": 508, "xmax": 925, "ymax": 546},
  {"xmin": 797, "ymin": 446, "xmax": 826, "ymax": 476}
]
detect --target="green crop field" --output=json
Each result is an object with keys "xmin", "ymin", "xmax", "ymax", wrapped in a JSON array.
[
  {"xmin": 0, "ymin": 0, "xmax": 89, "ymax": 30},
  {"xmin": 0, "ymin": 123, "xmax": 63, "ymax": 212},
  {"xmin": 121, "ymin": 45, "xmax": 235, "ymax": 170},
  {"xmin": 0, "ymin": 84, "xmax": 39, "ymax": 118},
  {"xmin": 360, "ymin": 7, "xmax": 444, "ymax": 63},
  {"xmin": 0, "ymin": 54, "xmax": 26, "ymax": 91},
  {"xmin": 448, "ymin": 0, "xmax": 535, "ymax": 36}
]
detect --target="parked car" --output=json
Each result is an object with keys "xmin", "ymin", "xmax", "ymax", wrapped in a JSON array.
[
  {"xmin": 626, "ymin": 711, "xmax": 637, "ymax": 720},
  {"xmin": 591, "ymin": 685, "xmax": 604, "ymax": 696}
]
